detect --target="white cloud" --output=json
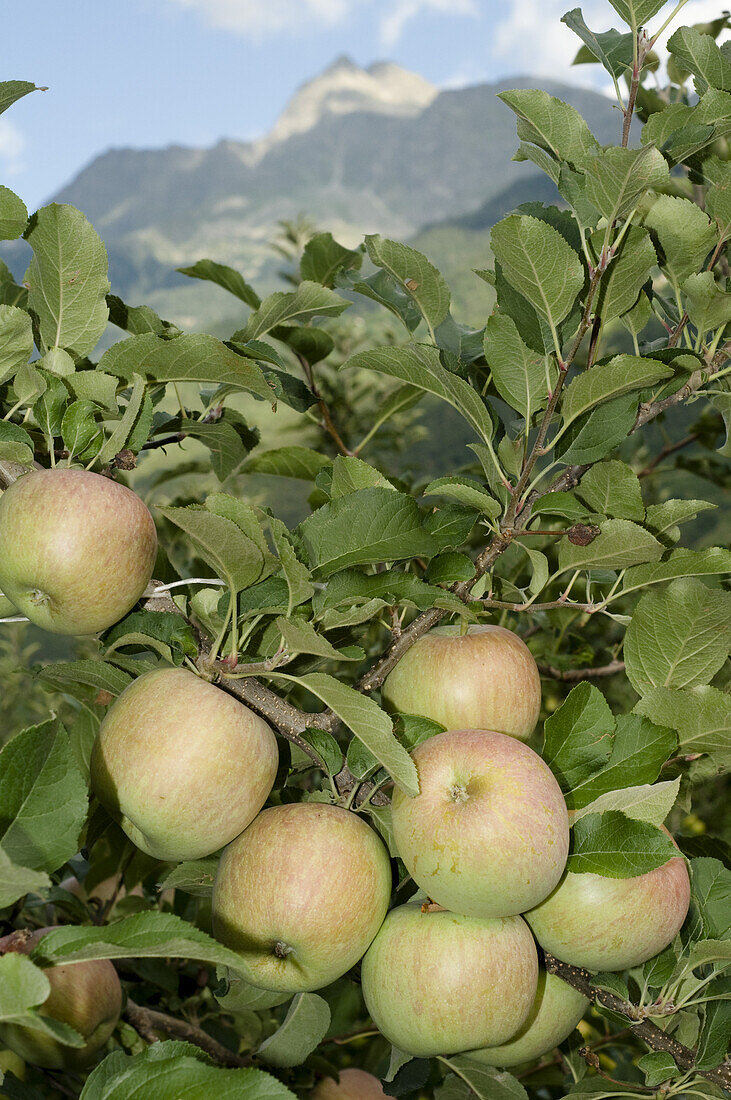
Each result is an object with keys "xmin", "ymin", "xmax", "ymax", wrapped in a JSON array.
[
  {"xmin": 0, "ymin": 119, "xmax": 25, "ymax": 177},
  {"xmin": 166, "ymin": 0, "xmax": 477, "ymax": 46}
]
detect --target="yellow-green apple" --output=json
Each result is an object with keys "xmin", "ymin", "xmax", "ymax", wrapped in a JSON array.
[
  {"xmin": 525, "ymin": 853, "xmax": 691, "ymax": 971},
  {"xmin": 212, "ymin": 803, "xmax": 392, "ymax": 993},
  {"xmin": 468, "ymin": 970, "xmax": 588, "ymax": 1067},
  {"xmin": 0, "ymin": 928, "xmax": 121, "ymax": 1070},
  {"xmin": 311, "ymin": 1068, "xmax": 387, "ymax": 1098},
  {"xmin": 381, "ymin": 625, "xmax": 541, "ymax": 740},
  {"xmin": 91, "ymin": 667, "xmax": 278, "ymax": 861},
  {"xmin": 361, "ymin": 902, "xmax": 538, "ymax": 1057},
  {"xmin": 0, "ymin": 467, "xmax": 157, "ymax": 635},
  {"xmin": 391, "ymin": 728, "xmax": 569, "ymax": 918}
]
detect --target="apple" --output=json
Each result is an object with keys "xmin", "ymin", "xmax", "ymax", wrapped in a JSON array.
[
  {"xmin": 391, "ymin": 728, "xmax": 569, "ymax": 918},
  {"xmin": 0, "ymin": 928, "xmax": 121, "ymax": 1070},
  {"xmin": 212, "ymin": 803, "xmax": 392, "ymax": 993},
  {"xmin": 311, "ymin": 1068, "xmax": 387, "ymax": 1098},
  {"xmin": 381, "ymin": 625, "xmax": 541, "ymax": 741},
  {"xmin": 468, "ymin": 970, "xmax": 589, "ymax": 1067},
  {"xmin": 0, "ymin": 467, "xmax": 157, "ymax": 635},
  {"xmin": 91, "ymin": 667, "xmax": 278, "ymax": 861},
  {"xmin": 361, "ymin": 902, "xmax": 538, "ymax": 1057},
  {"xmin": 525, "ymin": 854, "xmax": 691, "ymax": 972}
]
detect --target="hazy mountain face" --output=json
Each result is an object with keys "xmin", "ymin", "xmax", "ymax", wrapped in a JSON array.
[{"xmin": 10, "ymin": 60, "xmax": 621, "ymax": 327}]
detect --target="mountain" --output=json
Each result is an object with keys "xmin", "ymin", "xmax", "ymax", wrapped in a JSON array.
[{"xmin": 3, "ymin": 61, "xmax": 620, "ymax": 329}]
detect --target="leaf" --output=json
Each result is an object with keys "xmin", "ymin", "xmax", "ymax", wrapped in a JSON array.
[
  {"xmin": 624, "ymin": 578, "xmax": 731, "ymax": 695},
  {"xmin": 643, "ymin": 195, "xmax": 718, "ymax": 285},
  {"xmin": 0, "ymin": 421, "xmax": 34, "ymax": 466},
  {"xmin": 0, "ymin": 719, "xmax": 87, "ymax": 874},
  {"xmin": 682, "ymin": 271, "xmax": 731, "ymax": 334},
  {"xmin": 68, "ymin": 369, "xmax": 119, "ymax": 412},
  {"xmin": 0, "ymin": 846, "xmax": 50, "ymax": 908},
  {"xmin": 298, "ymin": 487, "xmax": 438, "ymax": 577},
  {"xmin": 159, "ymin": 505, "xmax": 265, "ymax": 592},
  {"xmin": 0, "ymin": 186, "xmax": 27, "ymax": 241},
  {"xmin": 439, "ymin": 1056, "xmax": 529, "ymax": 1100},
  {"xmin": 561, "ymin": 355, "xmax": 671, "ymax": 427},
  {"xmin": 0, "ymin": 80, "xmax": 42, "ymax": 118},
  {"xmin": 583, "ymin": 145, "xmax": 669, "ymax": 223},
  {"xmin": 106, "ymin": 294, "xmax": 181, "ymax": 338},
  {"xmin": 422, "ymin": 476, "xmax": 501, "ymax": 518},
  {"xmin": 177, "ymin": 258, "xmax": 261, "ymax": 308},
  {"xmin": 558, "ymin": 518, "xmax": 663, "ymax": 575},
  {"xmin": 695, "ymin": 979, "xmax": 731, "ymax": 1071},
  {"xmin": 245, "ymin": 446, "xmax": 330, "ymax": 480},
  {"xmin": 329, "ymin": 454, "xmax": 395, "ymax": 497},
  {"xmin": 234, "ymin": 281, "xmax": 349, "ymax": 341},
  {"xmin": 644, "ymin": 500, "xmax": 717, "ymax": 543},
  {"xmin": 607, "ymin": 0, "xmax": 666, "ymax": 30},
  {"xmin": 543, "ymin": 683, "xmax": 614, "ymax": 792},
  {"xmin": 620, "ymin": 547, "xmax": 731, "ymax": 596},
  {"xmin": 342, "ymin": 343, "xmax": 494, "ymax": 445},
  {"xmin": 571, "ymin": 778, "xmax": 680, "ymax": 827},
  {"xmin": 576, "ymin": 460, "xmax": 644, "ymax": 520},
  {"xmin": 562, "ymin": 9, "xmax": 634, "ymax": 77},
  {"xmin": 667, "ymin": 25, "xmax": 731, "ymax": 95},
  {"xmin": 95, "ymin": 373, "xmax": 145, "ymax": 463},
  {"xmin": 178, "ymin": 417, "xmax": 253, "ymax": 480},
  {"xmin": 0, "ymin": 952, "xmax": 84, "ymax": 1051},
  {"xmin": 0, "ymin": 304, "xmax": 32, "ymax": 385},
  {"xmin": 498, "ymin": 89, "xmax": 599, "ymax": 170},
  {"xmin": 568, "ymin": 811, "xmax": 679, "ymax": 877},
  {"xmin": 592, "ymin": 226, "xmax": 656, "ymax": 325},
  {"xmin": 491, "ymin": 214, "xmax": 584, "ymax": 335},
  {"xmin": 61, "ymin": 400, "xmax": 101, "ymax": 459},
  {"xmin": 300, "ymin": 232, "xmax": 362, "ymax": 288},
  {"xmin": 156, "ymin": 859, "xmax": 218, "ymax": 898},
  {"xmin": 271, "ymin": 672, "xmax": 418, "ymax": 796},
  {"xmin": 634, "ymin": 685, "xmax": 731, "ymax": 767},
  {"xmin": 689, "ymin": 858, "xmax": 731, "ymax": 940},
  {"xmin": 567, "ymin": 715, "xmax": 676, "ymax": 809},
  {"xmin": 483, "ymin": 312, "xmax": 554, "ymax": 421},
  {"xmin": 268, "ymin": 516, "xmax": 314, "ymax": 616},
  {"xmin": 79, "ymin": 1041, "xmax": 297, "ymax": 1100},
  {"xmin": 257, "ymin": 992, "xmax": 330, "ymax": 1068},
  {"xmin": 274, "ymin": 617, "xmax": 361, "ymax": 662},
  {"xmin": 557, "ymin": 391, "xmax": 640, "ymax": 464},
  {"xmin": 37, "ymin": 659, "xmax": 133, "ymax": 697},
  {"xmin": 24, "ymin": 203, "xmax": 109, "ymax": 358},
  {"xmin": 364, "ymin": 235, "xmax": 450, "ymax": 332},
  {"xmin": 638, "ymin": 1050, "xmax": 678, "ymax": 1087},
  {"xmin": 104, "ymin": 611, "xmax": 198, "ymax": 664}
]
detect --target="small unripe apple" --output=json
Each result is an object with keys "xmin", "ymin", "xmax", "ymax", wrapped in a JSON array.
[
  {"xmin": 468, "ymin": 970, "xmax": 589, "ymax": 1067},
  {"xmin": 381, "ymin": 625, "xmax": 541, "ymax": 741},
  {"xmin": 212, "ymin": 803, "xmax": 392, "ymax": 993},
  {"xmin": 391, "ymin": 728, "xmax": 569, "ymax": 918},
  {"xmin": 311, "ymin": 1067, "xmax": 387, "ymax": 1098},
  {"xmin": 0, "ymin": 468, "xmax": 157, "ymax": 635},
  {"xmin": 0, "ymin": 928, "xmax": 122, "ymax": 1070},
  {"xmin": 361, "ymin": 902, "xmax": 538, "ymax": 1057},
  {"xmin": 525, "ymin": 854, "xmax": 691, "ymax": 972},
  {"xmin": 91, "ymin": 667, "xmax": 278, "ymax": 861}
]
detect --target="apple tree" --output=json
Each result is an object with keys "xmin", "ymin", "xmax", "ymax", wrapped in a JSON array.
[{"xmin": 0, "ymin": 2, "xmax": 729, "ymax": 1098}]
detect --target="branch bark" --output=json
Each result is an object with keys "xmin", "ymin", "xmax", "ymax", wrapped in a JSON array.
[
  {"xmin": 125, "ymin": 999, "xmax": 252, "ymax": 1068},
  {"xmin": 536, "ymin": 660, "xmax": 625, "ymax": 682}
]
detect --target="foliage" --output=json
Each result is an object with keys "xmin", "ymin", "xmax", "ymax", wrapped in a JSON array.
[{"xmin": 0, "ymin": 5, "xmax": 729, "ymax": 1098}]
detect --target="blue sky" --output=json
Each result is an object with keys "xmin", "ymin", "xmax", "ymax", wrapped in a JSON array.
[{"xmin": 0, "ymin": 0, "xmax": 719, "ymax": 209}]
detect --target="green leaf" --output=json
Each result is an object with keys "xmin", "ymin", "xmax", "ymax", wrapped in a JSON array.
[
  {"xmin": 575, "ymin": 461, "xmax": 644, "ymax": 520},
  {"xmin": 177, "ymin": 259, "xmax": 261, "ymax": 309},
  {"xmin": 557, "ymin": 391, "xmax": 640, "ymax": 464},
  {"xmin": 0, "ymin": 846, "xmax": 50, "ymax": 908},
  {"xmin": 0, "ymin": 81, "xmax": 42, "ymax": 117},
  {"xmin": 234, "ymin": 281, "xmax": 349, "ymax": 341},
  {"xmin": 257, "ymin": 992, "xmax": 330, "ymax": 1068},
  {"xmin": 682, "ymin": 271, "xmax": 731, "ymax": 334},
  {"xmin": 634, "ymin": 685, "xmax": 731, "ymax": 768},
  {"xmin": 498, "ymin": 88, "xmax": 599, "ymax": 170},
  {"xmin": 542, "ymin": 683, "xmax": 614, "ymax": 792},
  {"xmin": 245, "ymin": 446, "xmax": 329, "ymax": 480},
  {"xmin": 607, "ymin": 0, "xmax": 665, "ymax": 30},
  {"xmin": 638, "ymin": 1050, "xmax": 678, "ymax": 1087},
  {"xmin": 0, "ymin": 953, "xmax": 84, "ymax": 1051},
  {"xmin": 104, "ymin": 611, "xmax": 198, "ymax": 664},
  {"xmin": 667, "ymin": 25, "xmax": 731, "ymax": 95},
  {"xmin": 0, "ymin": 719, "xmax": 87, "ymax": 874},
  {"xmin": 644, "ymin": 500, "xmax": 717, "ymax": 543},
  {"xmin": 567, "ymin": 715, "xmax": 676, "ymax": 810},
  {"xmin": 79, "ymin": 1041, "xmax": 297, "ymax": 1099},
  {"xmin": 37, "ymin": 659, "xmax": 133, "ymax": 697},
  {"xmin": 583, "ymin": 145, "xmax": 668, "ymax": 223},
  {"xmin": 178, "ymin": 417, "xmax": 254, "ymax": 480},
  {"xmin": 99, "ymin": 332, "xmax": 273, "ymax": 401},
  {"xmin": 689, "ymin": 858, "xmax": 731, "ymax": 940},
  {"xmin": 342, "ymin": 343, "xmax": 494, "ymax": 445},
  {"xmin": 562, "ymin": 10, "xmax": 634, "ymax": 77},
  {"xmin": 68, "ymin": 369, "xmax": 119, "ymax": 412},
  {"xmin": 558, "ymin": 517, "xmax": 663, "ymax": 574},
  {"xmin": 298, "ymin": 487, "xmax": 438, "ymax": 577},
  {"xmin": 300, "ymin": 232, "xmax": 362, "ymax": 288},
  {"xmin": 483, "ymin": 312, "xmax": 555, "ymax": 421},
  {"xmin": 268, "ymin": 516, "xmax": 314, "ymax": 616},
  {"xmin": 0, "ymin": 305, "xmax": 32, "ymax": 385},
  {"xmin": 561, "ymin": 355, "xmax": 672, "ymax": 427},
  {"xmin": 156, "ymin": 859, "xmax": 218, "ymax": 898},
  {"xmin": 24, "ymin": 203, "xmax": 109, "ymax": 358},
  {"xmin": 274, "ymin": 616, "xmax": 361, "ymax": 662},
  {"xmin": 592, "ymin": 226, "xmax": 656, "ymax": 325},
  {"xmin": 106, "ymin": 294, "xmax": 181, "ymax": 338},
  {"xmin": 491, "ymin": 214, "xmax": 584, "ymax": 337},
  {"xmin": 330, "ymin": 454, "xmax": 395, "ymax": 497},
  {"xmin": 624, "ymin": 578, "xmax": 731, "ymax": 694},
  {"xmin": 61, "ymin": 399, "xmax": 101, "ymax": 459},
  {"xmin": 620, "ymin": 547, "xmax": 731, "ymax": 596},
  {"xmin": 643, "ymin": 195, "xmax": 718, "ymax": 285},
  {"xmin": 158, "ymin": 505, "xmax": 265, "ymax": 592},
  {"xmin": 364, "ymin": 235, "xmax": 450, "ymax": 333},
  {"xmin": 695, "ymin": 979, "xmax": 731, "ymax": 1071},
  {"xmin": 0, "ymin": 186, "xmax": 27, "ymax": 241},
  {"xmin": 571, "ymin": 778, "xmax": 680, "ymax": 827},
  {"xmin": 422, "ymin": 476, "xmax": 500, "ymax": 518},
  {"xmin": 0, "ymin": 421, "xmax": 34, "ymax": 466},
  {"xmin": 96, "ymin": 373, "xmax": 145, "ymax": 463},
  {"xmin": 439, "ymin": 1056, "xmax": 529, "ymax": 1100},
  {"xmin": 568, "ymin": 811, "xmax": 679, "ymax": 877},
  {"xmin": 271, "ymin": 672, "xmax": 418, "ymax": 796}
]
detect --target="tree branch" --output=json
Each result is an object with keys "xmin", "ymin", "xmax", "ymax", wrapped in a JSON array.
[
  {"xmin": 545, "ymin": 955, "xmax": 731, "ymax": 1090},
  {"xmin": 536, "ymin": 660, "xmax": 625, "ymax": 682},
  {"xmin": 125, "ymin": 999, "xmax": 252, "ymax": 1067},
  {"xmin": 637, "ymin": 432, "xmax": 699, "ymax": 478}
]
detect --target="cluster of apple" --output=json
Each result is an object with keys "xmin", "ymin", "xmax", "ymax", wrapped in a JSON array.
[{"xmin": 0, "ymin": 468, "xmax": 691, "ymax": 1078}]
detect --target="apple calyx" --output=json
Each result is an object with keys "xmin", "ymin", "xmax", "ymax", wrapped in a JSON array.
[{"xmin": 273, "ymin": 940, "xmax": 294, "ymax": 959}]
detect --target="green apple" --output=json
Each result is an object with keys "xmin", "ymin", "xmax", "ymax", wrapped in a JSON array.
[
  {"xmin": 91, "ymin": 667, "xmax": 278, "ymax": 861},
  {"xmin": 311, "ymin": 1068, "xmax": 387, "ymax": 1098},
  {"xmin": 0, "ymin": 467, "xmax": 157, "ymax": 635},
  {"xmin": 391, "ymin": 728, "xmax": 569, "ymax": 918},
  {"xmin": 468, "ymin": 970, "xmax": 589, "ymax": 1067},
  {"xmin": 525, "ymin": 854, "xmax": 691, "ymax": 971},
  {"xmin": 361, "ymin": 902, "xmax": 538, "ymax": 1057},
  {"xmin": 212, "ymin": 803, "xmax": 392, "ymax": 993},
  {"xmin": 0, "ymin": 928, "xmax": 121, "ymax": 1070},
  {"xmin": 381, "ymin": 625, "xmax": 541, "ymax": 740}
]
